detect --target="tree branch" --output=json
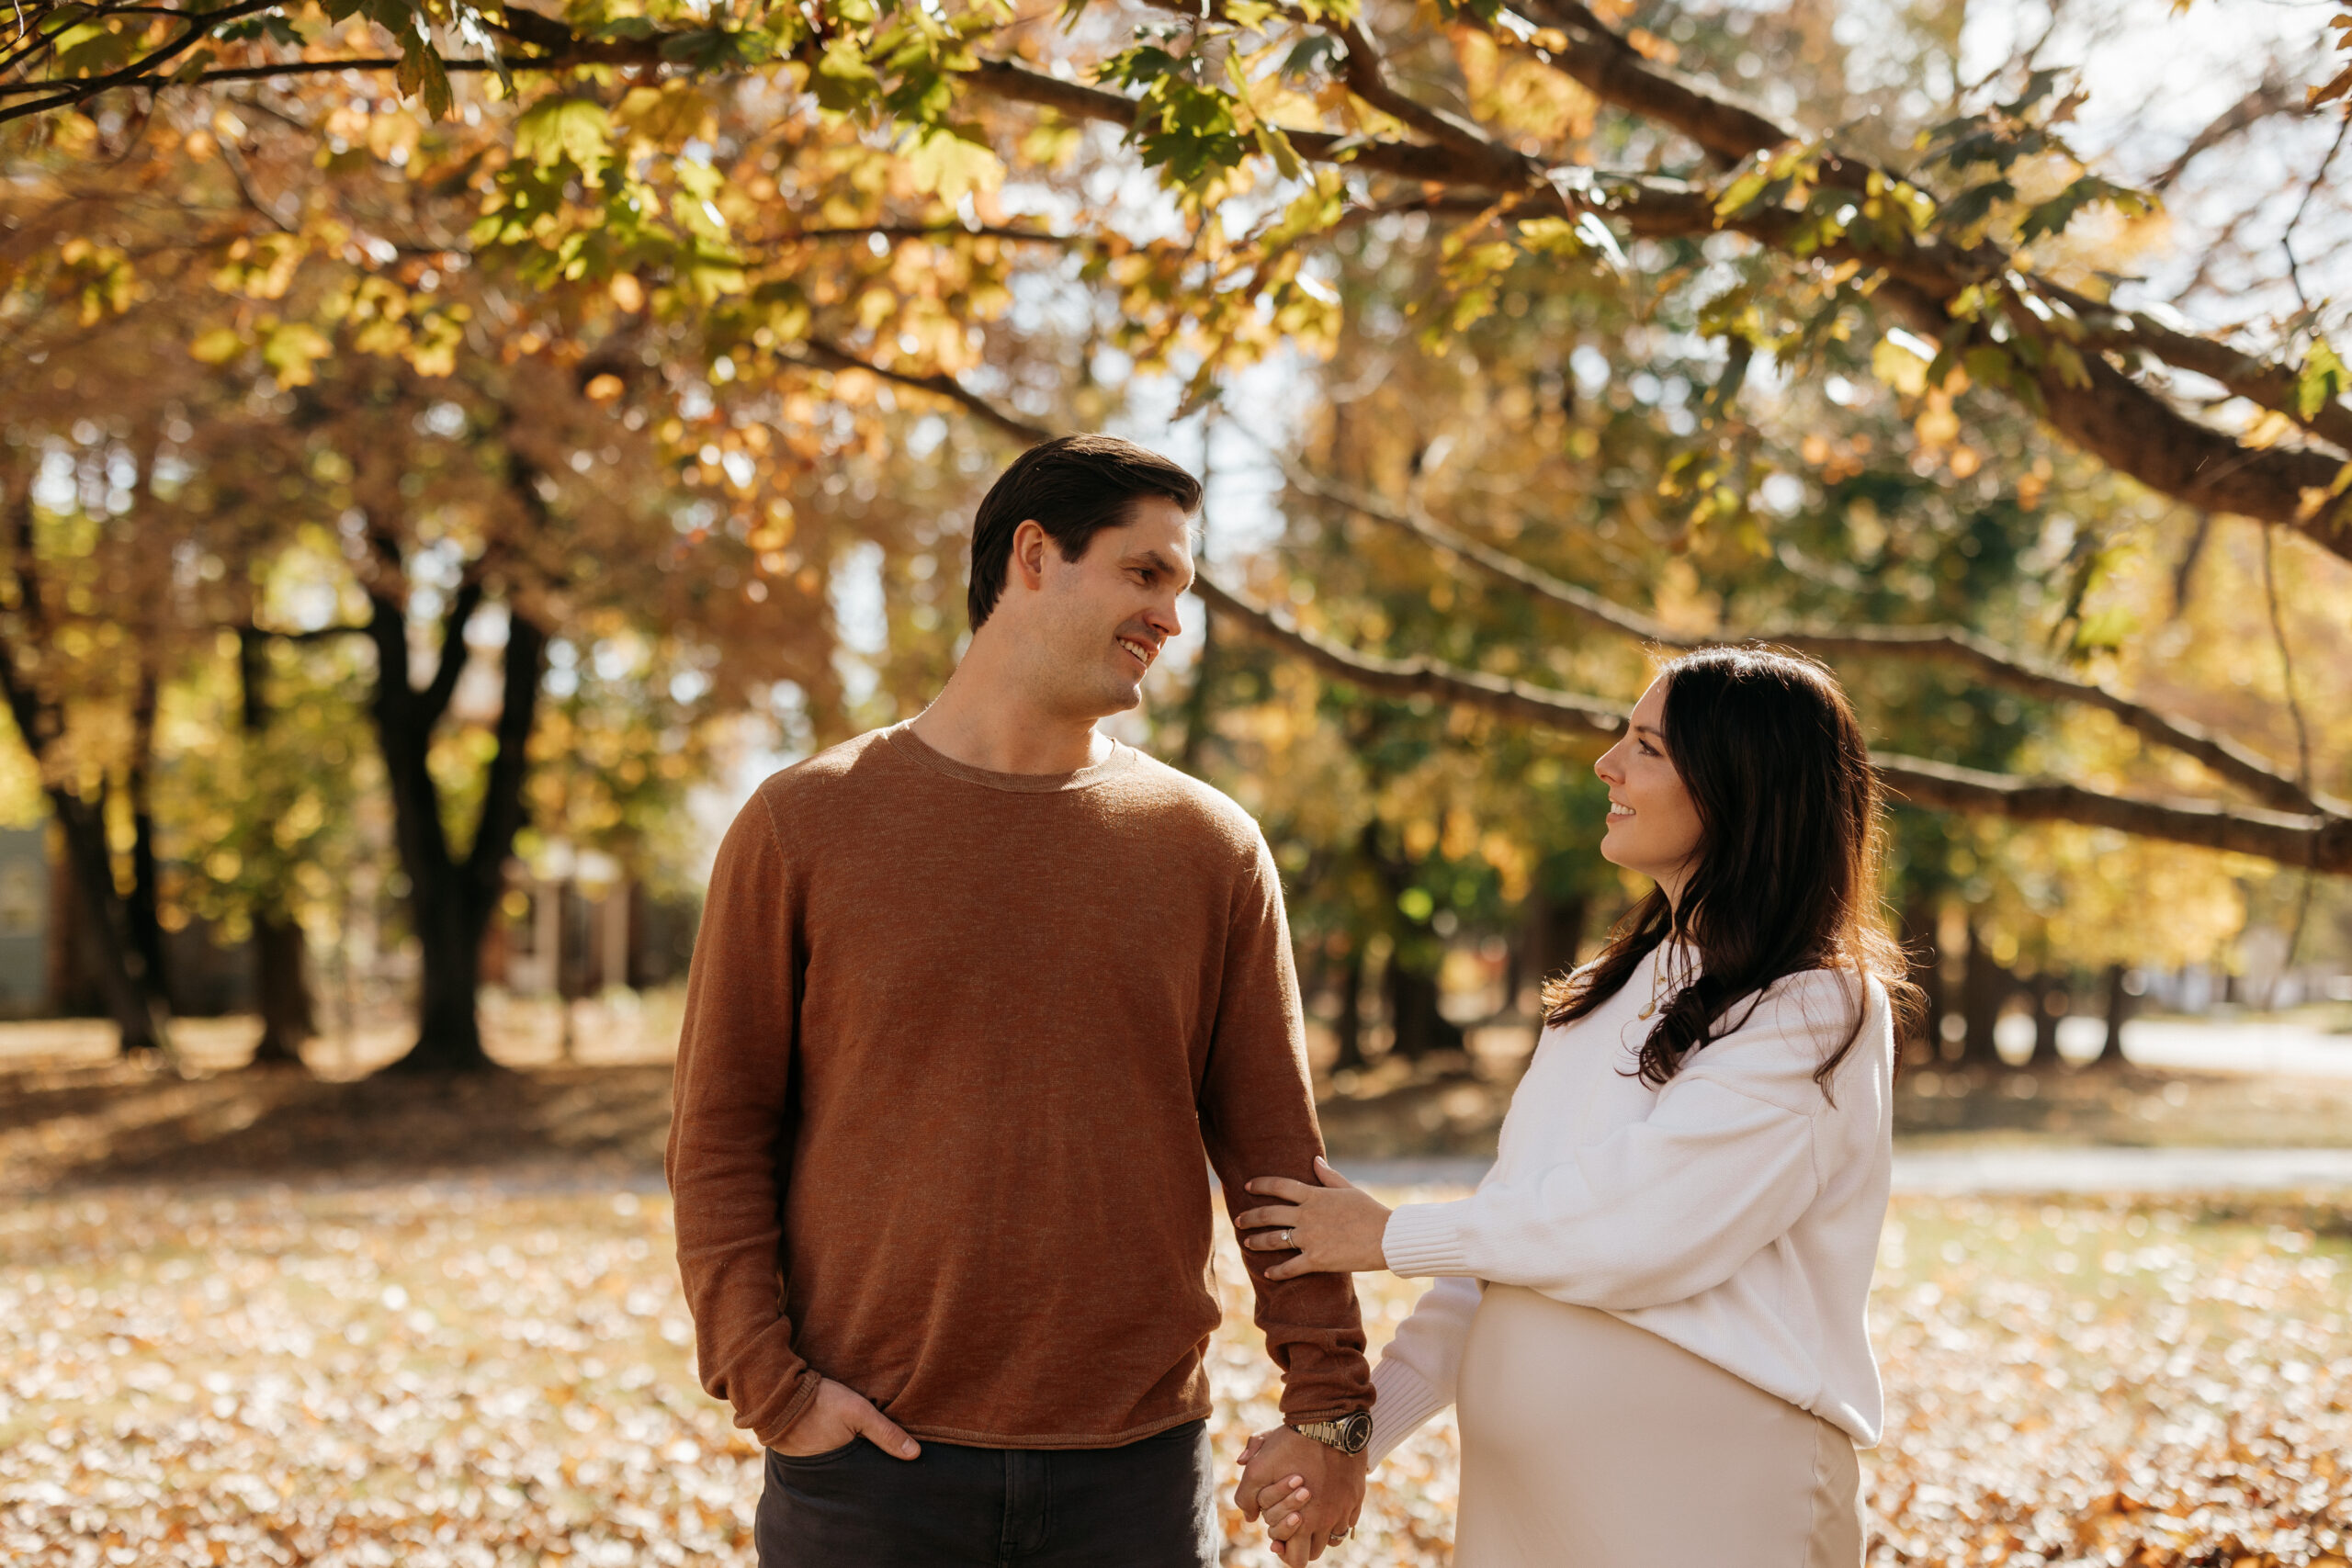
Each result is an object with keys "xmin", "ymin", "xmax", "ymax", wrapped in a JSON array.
[
  {"xmin": 966, "ymin": 55, "xmax": 1511, "ymax": 189},
  {"xmin": 797, "ymin": 338, "xmax": 1055, "ymax": 447},
  {"xmin": 780, "ymin": 223, "xmax": 1080, "ymax": 246},
  {"xmin": 2039, "ymin": 280, "xmax": 2352, "ymax": 459},
  {"xmin": 1873, "ymin": 754, "xmax": 2348, "ymax": 872},
  {"xmin": 1193, "ymin": 573, "xmax": 1627, "ymax": 735},
  {"xmin": 1511, "ymin": 0, "xmax": 1792, "ymax": 167},
  {"xmin": 246, "ymin": 621, "xmax": 372, "ymax": 643},
  {"xmin": 0, "ymin": 485, "xmax": 58, "ymax": 762},
  {"xmin": 1334, "ymin": 17, "xmax": 1527, "ymax": 177},
  {"xmin": 416, "ymin": 577, "xmax": 485, "ymax": 735},
  {"xmin": 1283, "ymin": 465, "xmax": 2333, "ymax": 814},
  {"xmin": 0, "ymin": 0, "xmax": 281, "ymax": 118},
  {"xmin": 1201, "ymin": 573, "xmax": 2352, "ymax": 874},
  {"xmin": 1497, "ymin": 1, "xmax": 2352, "ymax": 502},
  {"xmin": 2153, "ymin": 73, "xmax": 2305, "ymax": 193},
  {"xmin": 0, "ymin": 50, "xmax": 605, "ymax": 120}
]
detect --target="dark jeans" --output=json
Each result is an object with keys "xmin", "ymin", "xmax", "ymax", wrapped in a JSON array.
[{"xmin": 754, "ymin": 1419, "xmax": 1217, "ymax": 1568}]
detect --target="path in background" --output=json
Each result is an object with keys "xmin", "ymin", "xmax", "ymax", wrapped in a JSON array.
[
  {"xmin": 7, "ymin": 1001, "xmax": 2352, "ymax": 1195},
  {"xmin": 1, "ymin": 1000, "xmax": 2345, "ymax": 1078},
  {"xmin": 2117, "ymin": 1016, "xmax": 2352, "ymax": 1077},
  {"xmin": 0, "ymin": 989, "xmax": 687, "ymax": 1078}
]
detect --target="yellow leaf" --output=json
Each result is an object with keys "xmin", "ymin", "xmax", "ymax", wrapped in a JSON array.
[
  {"xmin": 189, "ymin": 327, "xmax": 244, "ymax": 365},
  {"xmin": 1871, "ymin": 334, "xmax": 1929, "ymax": 396},
  {"xmin": 905, "ymin": 130, "xmax": 1005, "ymax": 206}
]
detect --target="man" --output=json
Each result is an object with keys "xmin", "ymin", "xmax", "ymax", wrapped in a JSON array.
[{"xmin": 667, "ymin": 434, "xmax": 1373, "ymax": 1566}]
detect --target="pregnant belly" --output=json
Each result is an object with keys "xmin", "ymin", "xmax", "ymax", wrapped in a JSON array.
[{"xmin": 1451, "ymin": 1285, "xmax": 1858, "ymax": 1568}]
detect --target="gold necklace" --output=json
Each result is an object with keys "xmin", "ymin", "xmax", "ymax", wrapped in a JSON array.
[{"xmin": 1637, "ymin": 946, "xmax": 1685, "ymax": 1021}]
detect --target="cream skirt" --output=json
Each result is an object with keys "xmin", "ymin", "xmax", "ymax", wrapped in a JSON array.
[{"xmin": 1453, "ymin": 1284, "xmax": 1863, "ymax": 1568}]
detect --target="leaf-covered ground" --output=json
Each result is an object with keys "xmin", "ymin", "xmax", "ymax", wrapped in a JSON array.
[{"xmin": 4, "ymin": 1182, "xmax": 2347, "ymax": 1566}]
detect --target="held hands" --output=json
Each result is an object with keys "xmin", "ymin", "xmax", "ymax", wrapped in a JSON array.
[
  {"xmin": 1234, "ymin": 1426, "xmax": 1365, "ymax": 1564},
  {"xmin": 772, "ymin": 1377, "xmax": 922, "ymax": 1461},
  {"xmin": 1236, "ymin": 1157, "xmax": 1393, "ymax": 1280}
]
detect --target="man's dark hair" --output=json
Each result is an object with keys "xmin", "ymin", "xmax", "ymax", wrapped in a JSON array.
[{"xmin": 967, "ymin": 435, "xmax": 1202, "ymax": 630}]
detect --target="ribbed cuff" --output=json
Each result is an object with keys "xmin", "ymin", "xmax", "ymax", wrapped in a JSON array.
[
  {"xmin": 1381, "ymin": 1201, "xmax": 1476, "ymax": 1277},
  {"xmin": 1365, "ymin": 1358, "xmax": 1448, "ymax": 1469},
  {"xmin": 750, "ymin": 1365, "xmax": 826, "ymax": 1450}
]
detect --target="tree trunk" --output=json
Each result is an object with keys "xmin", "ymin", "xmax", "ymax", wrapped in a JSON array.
[
  {"xmin": 1519, "ymin": 886, "xmax": 1587, "ymax": 1013},
  {"xmin": 2095, "ymin": 962, "xmax": 2133, "ymax": 1067},
  {"xmin": 1330, "ymin": 947, "xmax": 1367, "ymax": 1072},
  {"xmin": 246, "ymin": 908, "xmax": 315, "ymax": 1066},
  {"xmin": 1385, "ymin": 960, "xmax": 1464, "ymax": 1063},
  {"xmin": 236, "ymin": 628, "xmax": 318, "ymax": 1072},
  {"xmin": 368, "ymin": 575, "xmax": 547, "ymax": 1077},
  {"xmin": 124, "ymin": 663, "xmax": 170, "ymax": 1005},
  {"xmin": 2029, "ymin": 976, "xmax": 2067, "ymax": 1067},
  {"xmin": 392, "ymin": 874, "xmax": 499, "ymax": 1074},
  {"xmin": 1175, "ymin": 611, "xmax": 1218, "ymax": 774},
  {"xmin": 51, "ymin": 788, "xmax": 170, "ymax": 1055},
  {"xmin": 1958, "ymin": 923, "xmax": 2010, "ymax": 1066},
  {"xmin": 0, "ymin": 492, "xmax": 173, "ymax": 1056}
]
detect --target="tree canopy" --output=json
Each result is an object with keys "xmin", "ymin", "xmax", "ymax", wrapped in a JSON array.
[{"xmin": 6, "ymin": 0, "xmax": 2352, "ymax": 1065}]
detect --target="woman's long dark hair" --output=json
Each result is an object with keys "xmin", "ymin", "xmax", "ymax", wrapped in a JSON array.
[{"xmin": 1543, "ymin": 646, "xmax": 1922, "ymax": 1095}]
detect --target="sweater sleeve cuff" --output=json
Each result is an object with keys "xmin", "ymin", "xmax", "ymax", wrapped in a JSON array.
[
  {"xmin": 1365, "ymin": 1357, "xmax": 1448, "ymax": 1469},
  {"xmin": 749, "ymin": 1366, "xmax": 826, "ymax": 1450},
  {"xmin": 1382, "ymin": 1201, "xmax": 1476, "ymax": 1278}
]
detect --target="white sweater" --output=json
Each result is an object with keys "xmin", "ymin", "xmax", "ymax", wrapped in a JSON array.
[{"xmin": 1370, "ymin": 946, "xmax": 1894, "ymax": 1464}]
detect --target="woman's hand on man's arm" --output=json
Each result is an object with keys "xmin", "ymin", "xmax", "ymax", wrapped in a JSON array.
[{"xmin": 1235, "ymin": 1157, "xmax": 1393, "ymax": 1280}]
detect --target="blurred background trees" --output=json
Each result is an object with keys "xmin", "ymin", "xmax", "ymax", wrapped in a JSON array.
[{"xmin": 2, "ymin": 0, "xmax": 2348, "ymax": 1077}]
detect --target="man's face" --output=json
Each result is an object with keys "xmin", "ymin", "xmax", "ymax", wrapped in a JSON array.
[{"xmin": 1016, "ymin": 494, "xmax": 1195, "ymax": 722}]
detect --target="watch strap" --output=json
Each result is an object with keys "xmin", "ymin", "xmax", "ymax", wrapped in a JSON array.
[{"xmin": 1290, "ymin": 1412, "xmax": 1373, "ymax": 1454}]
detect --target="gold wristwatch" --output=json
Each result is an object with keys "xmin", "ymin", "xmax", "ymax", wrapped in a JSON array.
[{"xmin": 1291, "ymin": 1412, "xmax": 1373, "ymax": 1454}]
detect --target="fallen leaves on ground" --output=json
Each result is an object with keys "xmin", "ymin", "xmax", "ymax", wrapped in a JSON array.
[{"xmin": 3, "ymin": 1184, "xmax": 2346, "ymax": 1566}]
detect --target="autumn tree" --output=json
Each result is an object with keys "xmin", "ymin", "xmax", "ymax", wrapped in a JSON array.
[{"xmin": 7, "ymin": 0, "xmax": 2352, "ymax": 1078}]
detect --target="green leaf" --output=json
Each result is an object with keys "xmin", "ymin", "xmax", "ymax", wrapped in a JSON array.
[
  {"xmin": 1714, "ymin": 167, "xmax": 1772, "ymax": 218},
  {"xmin": 514, "ymin": 96, "xmax": 613, "ymax": 175},
  {"xmin": 1962, "ymin": 344, "xmax": 2013, "ymax": 390},
  {"xmin": 2018, "ymin": 175, "xmax": 2154, "ymax": 244},
  {"xmin": 51, "ymin": 21, "xmax": 139, "ymax": 77},
  {"xmin": 1251, "ymin": 122, "xmax": 1303, "ymax": 182},
  {"xmin": 2046, "ymin": 341, "xmax": 2091, "ymax": 389},
  {"xmin": 212, "ymin": 13, "xmax": 305, "ymax": 45},
  {"xmin": 395, "ymin": 31, "xmax": 453, "ymax": 121},
  {"xmin": 659, "ymin": 27, "xmax": 773, "ymax": 72},
  {"xmin": 2297, "ymin": 337, "xmax": 2347, "ymax": 420},
  {"xmin": 1936, "ymin": 180, "xmax": 2014, "ymax": 234},
  {"xmin": 812, "ymin": 36, "xmax": 880, "ymax": 113}
]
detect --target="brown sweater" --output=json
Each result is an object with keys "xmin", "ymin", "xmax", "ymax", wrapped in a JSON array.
[{"xmin": 666, "ymin": 724, "xmax": 1373, "ymax": 1450}]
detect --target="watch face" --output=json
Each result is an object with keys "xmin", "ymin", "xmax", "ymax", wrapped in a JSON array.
[{"xmin": 1339, "ymin": 1412, "xmax": 1373, "ymax": 1453}]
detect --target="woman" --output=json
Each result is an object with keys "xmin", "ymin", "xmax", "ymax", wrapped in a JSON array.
[{"xmin": 1236, "ymin": 647, "xmax": 1918, "ymax": 1567}]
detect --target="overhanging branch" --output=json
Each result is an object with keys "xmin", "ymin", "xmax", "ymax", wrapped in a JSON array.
[
  {"xmin": 1283, "ymin": 466, "xmax": 2331, "ymax": 815},
  {"xmin": 1200, "ymin": 574, "xmax": 2352, "ymax": 874},
  {"xmin": 797, "ymin": 339, "xmax": 1055, "ymax": 447},
  {"xmin": 1193, "ymin": 573, "xmax": 1625, "ymax": 734}
]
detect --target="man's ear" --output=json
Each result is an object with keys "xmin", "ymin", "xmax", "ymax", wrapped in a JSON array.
[{"xmin": 1008, "ymin": 519, "xmax": 1051, "ymax": 595}]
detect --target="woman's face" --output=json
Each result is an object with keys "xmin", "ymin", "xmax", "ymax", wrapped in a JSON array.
[{"xmin": 1594, "ymin": 678, "xmax": 1705, "ymax": 903}]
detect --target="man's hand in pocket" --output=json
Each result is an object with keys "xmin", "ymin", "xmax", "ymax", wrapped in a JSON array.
[{"xmin": 773, "ymin": 1379, "xmax": 922, "ymax": 1460}]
